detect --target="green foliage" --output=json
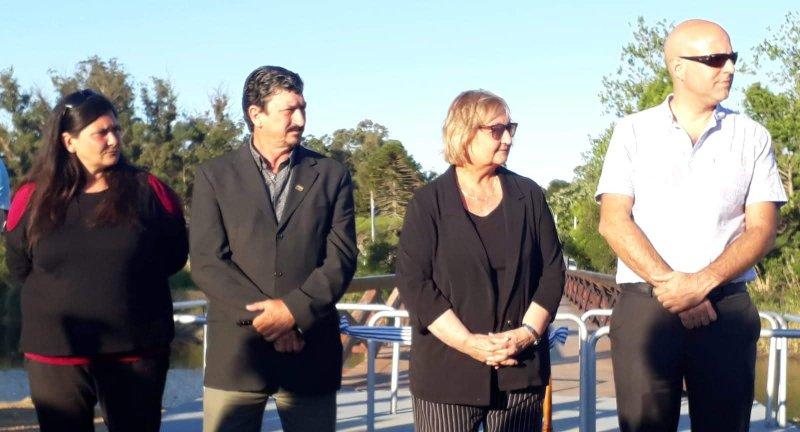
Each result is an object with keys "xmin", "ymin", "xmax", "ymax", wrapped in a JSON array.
[
  {"xmin": 355, "ymin": 215, "xmax": 404, "ymax": 275},
  {"xmin": 0, "ymin": 59, "xmax": 245, "ymax": 215},
  {"xmin": 600, "ymin": 17, "xmax": 674, "ymax": 117},
  {"xmin": 743, "ymin": 11, "xmax": 800, "ymax": 310},
  {"xmin": 303, "ymin": 119, "xmax": 425, "ymax": 219},
  {"xmin": 169, "ymin": 269, "xmax": 196, "ymax": 291},
  {"xmin": 0, "ymin": 243, "xmax": 21, "ymax": 366},
  {"xmin": 0, "ymin": 57, "xmax": 430, "ymax": 317},
  {"xmin": 355, "ymin": 141, "xmax": 425, "ymax": 218},
  {"xmin": 550, "ymin": 17, "xmax": 673, "ymax": 273}
]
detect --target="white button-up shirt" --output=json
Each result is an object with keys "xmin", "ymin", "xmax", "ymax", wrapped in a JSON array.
[{"xmin": 596, "ymin": 96, "xmax": 787, "ymax": 284}]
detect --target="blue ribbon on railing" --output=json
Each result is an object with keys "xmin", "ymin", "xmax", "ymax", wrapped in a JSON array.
[{"xmin": 339, "ymin": 314, "xmax": 569, "ymax": 348}]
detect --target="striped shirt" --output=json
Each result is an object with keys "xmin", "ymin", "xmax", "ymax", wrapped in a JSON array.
[{"xmin": 249, "ymin": 141, "xmax": 297, "ymax": 222}]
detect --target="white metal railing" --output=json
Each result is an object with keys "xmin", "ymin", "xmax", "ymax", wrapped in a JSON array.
[
  {"xmin": 553, "ymin": 312, "xmax": 589, "ymax": 430},
  {"xmin": 172, "ymin": 299, "xmax": 208, "ymax": 372},
  {"xmin": 363, "ymin": 310, "xmax": 411, "ymax": 432},
  {"xmin": 172, "ymin": 300, "xmax": 800, "ymax": 431}
]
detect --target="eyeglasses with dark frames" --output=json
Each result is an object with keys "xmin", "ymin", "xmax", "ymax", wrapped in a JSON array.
[
  {"xmin": 478, "ymin": 122, "xmax": 518, "ymax": 140},
  {"xmin": 679, "ymin": 52, "xmax": 738, "ymax": 68}
]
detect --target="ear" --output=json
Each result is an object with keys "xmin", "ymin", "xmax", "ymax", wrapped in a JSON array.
[
  {"xmin": 671, "ymin": 58, "xmax": 686, "ymax": 82},
  {"xmin": 61, "ymin": 132, "xmax": 77, "ymax": 154},
  {"xmin": 247, "ymin": 105, "xmax": 263, "ymax": 128}
]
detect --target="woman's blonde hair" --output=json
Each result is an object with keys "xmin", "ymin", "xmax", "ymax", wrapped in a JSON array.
[{"xmin": 442, "ymin": 90, "xmax": 510, "ymax": 166}]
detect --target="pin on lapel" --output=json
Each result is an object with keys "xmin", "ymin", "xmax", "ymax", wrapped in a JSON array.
[{"xmin": 295, "ymin": 185, "xmax": 304, "ymax": 192}]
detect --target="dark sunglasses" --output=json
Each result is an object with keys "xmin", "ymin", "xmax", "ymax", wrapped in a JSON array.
[
  {"xmin": 63, "ymin": 89, "xmax": 99, "ymax": 111},
  {"xmin": 680, "ymin": 52, "xmax": 738, "ymax": 68},
  {"xmin": 478, "ymin": 122, "xmax": 518, "ymax": 140}
]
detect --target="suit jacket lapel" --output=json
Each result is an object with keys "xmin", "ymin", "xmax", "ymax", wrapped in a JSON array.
[
  {"xmin": 278, "ymin": 147, "xmax": 319, "ymax": 231},
  {"xmin": 236, "ymin": 143, "xmax": 278, "ymax": 227},
  {"xmin": 497, "ymin": 169, "xmax": 525, "ymax": 320}
]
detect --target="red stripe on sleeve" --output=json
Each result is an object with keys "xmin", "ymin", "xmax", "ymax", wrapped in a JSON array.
[
  {"xmin": 146, "ymin": 174, "xmax": 182, "ymax": 218},
  {"xmin": 7, "ymin": 183, "xmax": 36, "ymax": 232}
]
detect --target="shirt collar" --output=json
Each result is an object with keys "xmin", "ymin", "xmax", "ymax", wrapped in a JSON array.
[
  {"xmin": 659, "ymin": 94, "xmax": 729, "ymax": 126},
  {"xmin": 248, "ymin": 136, "xmax": 298, "ymax": 171}
]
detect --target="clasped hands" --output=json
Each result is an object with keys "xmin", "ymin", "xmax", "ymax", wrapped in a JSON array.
[
  {"xmin": 460, "ymin": 328, "xmax": 537, "ymax": 369},
  {"xmin": 245, "ymin": 299, "xmax": 304, "ymax": 353},
  {"xmin": 652, "ymin": 271, "xmax": 718, "ymax": 329}
]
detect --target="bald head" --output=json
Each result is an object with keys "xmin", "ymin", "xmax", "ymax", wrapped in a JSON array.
[
  {"xmin": 664, "ymin": 19, "xmax": 731, "ymax": 67},
  {"xmin": 664, "ymin": 19, "xmax": 735, "ymax": 108}
]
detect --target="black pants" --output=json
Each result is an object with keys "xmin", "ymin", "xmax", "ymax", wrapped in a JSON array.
[
  {"xmin": 610, "ymin": 284, "xmax": 761, "ymax": 432},
  {"xmin": 25, "ymin": 353, "xmax": 170, "ymax": 432}
]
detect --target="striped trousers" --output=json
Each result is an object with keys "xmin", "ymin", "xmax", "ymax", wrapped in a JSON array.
[{"xmin": 412, "ymin": 390, "xmax": 544, "ymax": 432}]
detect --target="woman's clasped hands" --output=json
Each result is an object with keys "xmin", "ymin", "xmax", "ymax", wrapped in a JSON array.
[{"xmin": 460, "ymin": 328, "xmax": 537, "ymax": 369}]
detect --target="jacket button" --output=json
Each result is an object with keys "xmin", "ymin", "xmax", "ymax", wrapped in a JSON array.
[
  {"xmin": 506, "ymin": 320, "xmax": 513, "ymax": 328},
  {"xmin": 274, "ymin": 271, "xmax": 283, "ymax": 277},
  {"xmin": 277, "ymin": 233, "xmax": 284, "ymax": 240}
]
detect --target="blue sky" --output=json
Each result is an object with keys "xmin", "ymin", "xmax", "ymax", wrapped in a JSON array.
[{"xmin": 3, "ymin": 1, "xmax": 797, "ymax": 185}]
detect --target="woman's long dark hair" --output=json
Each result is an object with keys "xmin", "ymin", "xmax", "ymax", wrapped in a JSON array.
[{"xmin": 26, "ymin": 89, "xmax": 143, "ymax": 247}]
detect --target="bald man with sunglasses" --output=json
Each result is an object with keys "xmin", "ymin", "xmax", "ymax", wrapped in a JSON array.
[{"xmin": 596, "ymin": 19, "xmax": 786, "ymax": 431}]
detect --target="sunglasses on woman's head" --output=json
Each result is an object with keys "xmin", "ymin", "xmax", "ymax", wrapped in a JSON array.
[
  {"xmin": 679, "ymin": 52, "xmax": 738, "ymax": 68},
  {"xmin": 63, "ymin": 89, "xmax": 100, "ymax": 111},
  {"xmin": 478, "ymin": 122, "xmax": 518, "ymax": 140}
]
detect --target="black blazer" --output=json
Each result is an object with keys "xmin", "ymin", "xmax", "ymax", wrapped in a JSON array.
[
  {"xmin": 396, "ymin": 166, "xmax": 564, "ymax": 406},
  {"xmin": 190, "ymin": 144, "xmax": 357, "ymax": 393}
]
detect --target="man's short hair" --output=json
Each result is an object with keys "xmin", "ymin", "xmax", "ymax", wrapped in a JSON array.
[
  {"xmin": 241, "ymin": 66, "xmax": 304, "ymax": 132},
  {"xmin": 442, "ymin": 90, "xmax": 510, "ymax": 166}
]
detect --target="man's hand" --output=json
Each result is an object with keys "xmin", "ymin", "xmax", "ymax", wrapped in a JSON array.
[
  {"xmin": 678, "ymin": 299, "xmax": 718, "ymax": 329},
  {"xmin": 652, "ymin": 271, "xmax": 711, "ymax": 313},
  {"xmin": 245, "ymin": 299, "xmax": 296, "ymax": 341},
  {"xmin": 273, "ymin": 330, "xmax": 305, "ymax": 353}
]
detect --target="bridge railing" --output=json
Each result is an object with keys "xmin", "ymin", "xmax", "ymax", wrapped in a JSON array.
[
  {"xmin": 173, "ymin": 273, "xmax": 800, "ymax": 431},
  {"xmin": 564, "ymin": 270, "xmax": 618, "ymax": 326}
]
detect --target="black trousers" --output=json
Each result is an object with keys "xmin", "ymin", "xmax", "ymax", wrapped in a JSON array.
[
  {"xmin": 25, "ymin": 353, "xmax": 170, "ymax": 432},
  {"xmin": 610, "ymin": 284, "xmax": 761, "ymax": 432}
]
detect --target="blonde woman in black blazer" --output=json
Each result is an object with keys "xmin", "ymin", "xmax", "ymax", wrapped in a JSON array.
[{"xmin": 396, "ymin": 90, "xmax": 565, "ymax": 432}]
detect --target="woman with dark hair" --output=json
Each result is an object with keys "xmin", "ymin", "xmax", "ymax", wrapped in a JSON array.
[
  {"xmin": 5, "ymin": 89, "xmax": 188, "ymax": 432},
  {"xmin": 396, "ymin": 90, "xmax": 565, "ymax": 431}
]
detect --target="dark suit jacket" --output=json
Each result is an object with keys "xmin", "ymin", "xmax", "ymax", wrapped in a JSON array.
[
  {"xmin": 190, "ymin": 144, "xmax": 357, "ymax": 393},
  {"xmin": 396, "ymin": 166, "xmax": 564, "ymax": 406}
]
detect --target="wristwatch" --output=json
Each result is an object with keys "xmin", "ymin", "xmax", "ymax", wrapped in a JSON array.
[{"xmin": 521, "ymin": 323, "xmax": 541, "ymax": 346}]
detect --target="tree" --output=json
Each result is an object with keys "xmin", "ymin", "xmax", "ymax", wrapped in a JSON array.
[
  {"xmin": 355, "ymin": 140, "xmax": 425, "ymax": 218},
  {"xmin": 600, "ymin": 17, "xmax": 673, "ymax": 117},
  {"xmin": 556, "ymin": 17, "xmax": 673, "ymax": 272},
  {"xmin": 0, "ymin": 68, "xmax": 51, "ymax": 182},
  {"xmin": 743, "ymin": 12, "xmax": 800, "ymax": 303},
  {"xmin": 50, "ymin": 57, "xmax": 137, "ymax": 150},
  {"xmin": 178, "ymin": 92, "xmax": 243, "ymax": 211}
]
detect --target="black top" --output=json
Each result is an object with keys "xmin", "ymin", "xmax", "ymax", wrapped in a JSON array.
[
  {"xmin": 396, "ymin": 166, "xmax": 565, "ymax": 405},
  {"xmin": 5, "ymin": 174, "xmax": 188, "ymax": 356},
  {"xmin": 467, "ymin": 203, "xmax": 507, "ymax": 320}
]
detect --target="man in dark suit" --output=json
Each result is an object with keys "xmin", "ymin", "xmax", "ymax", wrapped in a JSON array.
[{"xmin": 190, "ymin": 65, "xmax": 357, "ymax": 432}]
